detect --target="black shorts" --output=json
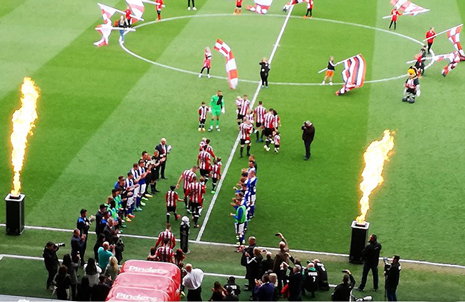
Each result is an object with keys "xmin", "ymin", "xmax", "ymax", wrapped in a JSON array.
[
  {"xmin": 240, "ymin": 139, "xmax": 251, "ymax": 145},
  {"xmin": 200, "ymin": 119, "xmax": 206, "ymax": 124},
  {"xmin": 274, "ymin": 144, "xmax": 280, "ymax": 148},
  {"xmin": 236, "ymin": 5, "xmax": 242, "ymax": 8},
  {"xmin": 237, "ymin": 114, "xmax": 245, "ymax": 120},
  {"xmin": 255, "ymin": 122, "xmax": 262, "ymax": 128},
  {"xmin": 167, "ymin": 206, "xmax": 176, "ymax": 213},
  {"xmin": 200, "ymin": 169, "xmax": 210, "ymax": 177},
  {"xmin": 406, "ymin": 88, "xmax": 416, "ymax": 95},
  {"xmin": 263, "ymin": 128, "xmax": 273, "ymax": 137}
]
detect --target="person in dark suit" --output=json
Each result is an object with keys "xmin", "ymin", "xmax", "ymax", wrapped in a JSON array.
[
  {"xmin": 155, "ymin": 138, "xmax": 170, "ymax": 179},
  {"xmin": 384, "ymin": 255, "xmax": 401, "ymax": 301},
  {"xmin": 301, "ymin": 121, "xmax": 315, "ymax": 160},
  {"xmin": 357, "ymin": 234, "xmax": 382, "ymax": 292},
  {"xmin": 43, "ymin": 242, "xmax": 60, "ymax": 290}
]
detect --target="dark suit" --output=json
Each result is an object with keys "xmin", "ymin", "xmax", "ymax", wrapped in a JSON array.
[
  {"xmin": 155, "ymin": 143, "xmax": 168, "ymax": 178},
  {"xmin": 301, "ymin": 123, "xmax": 315, "ymax": 159}
]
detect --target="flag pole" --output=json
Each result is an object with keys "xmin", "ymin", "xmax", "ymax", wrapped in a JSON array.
[
  {"xmin": 317, "ymin": 59, "xmax": 345, "ymax": 74},
  {"xmin": 98, "ymin": 3, "xmax": 144, "ymax": 20},
  {"xmin": 422, "ymin": 24, "xmax": 463, "ymax": 41},
  {"xmin": 95, "ymin": 27, "xmax": 136, "ymax": 31},
  {"xmin": 141, "ymin": 0, "xmax": 158, "ymax": 4}
]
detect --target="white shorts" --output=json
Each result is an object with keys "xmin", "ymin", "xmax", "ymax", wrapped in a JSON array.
[{"xmin": 235, "ymin": 223, "xmax": 245, "ymax": 235}]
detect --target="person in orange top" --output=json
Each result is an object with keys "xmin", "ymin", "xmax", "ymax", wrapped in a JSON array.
[
  {"xmin": 425, "ymin": 27, "xmax": 436, "ymax": 54},
  {"xmin": 234, "ymin": 0, "xmax": 243, "ymax": 15},
  {"xmin": 156, "ymin": 0, "xmax": 164, "ymax": 21},
  {"xmin": 389, "ymin": 8, "xmax": 401, "ymax": 30}
]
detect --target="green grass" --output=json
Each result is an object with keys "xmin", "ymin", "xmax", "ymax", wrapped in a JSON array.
[{"xmin": 1, "ymin": 0, "xmax": 465, "ymax": 300}]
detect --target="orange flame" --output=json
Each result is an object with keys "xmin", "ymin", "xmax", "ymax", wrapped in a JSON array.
[
  {"xmin": 356, "ymin": 130, "xmax": 394, "ymax": 224},
  {"xmin": 10, "ymin": 77, "xmax": 40, "ymax": 196}
]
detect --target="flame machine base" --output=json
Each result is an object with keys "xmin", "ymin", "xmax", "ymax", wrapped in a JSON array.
[
  {"xmin": 349, "ymin": 220, "xmax": 370, "ymax": 264},
  {"xmin": 5, "ymin": 193, "xmax": 25, "ymax": 235}
]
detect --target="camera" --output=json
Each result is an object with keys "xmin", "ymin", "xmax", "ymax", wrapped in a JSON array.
[
  {"xmin": 341, "ymin": 269, "xmax": 350, "ymax": 274},
  {"xmin": 275, "ymin": 233, "xmax": 280, "ymax": 236},
  {"xmin": 383, "ymin": 257, "xmax": 391, "ymax": 271},
  {"xmin": 55, "ymin": 243, "xmax": 65, "ymax": 248}
]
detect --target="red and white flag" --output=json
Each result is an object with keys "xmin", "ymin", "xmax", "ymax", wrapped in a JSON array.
[
  {"xmin": 247, "ymin": 0, "xmax": 273, "ymax": 14},
  {"xmin": 390, "ymin": 0, "xmax": 429, "ymax": 16},
  {"xmin": 126, "ymin": 0, "xmax": 145, "ymax": 24},
  {"xmin": 214, "ymin": 39, "xmax": 238, "ymax": 89},
  {"xmin": 98, "ymin": 3, "xmax": 117, "ymax": 23},
  {"xmin": 94, "ymin": 22, "xmax": 112, "ymax": 47},
  {"xmin": 447, "ymin": 24, "xmax": 463, "ymax": 52},
  {"xmin": 336, "ymin": 54, "xmax": 366, "ymax": 96}
]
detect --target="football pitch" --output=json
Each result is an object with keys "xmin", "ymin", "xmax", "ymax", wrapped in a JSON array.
[{"xmin": 1, "ymin": 0, "xmax": 465, "ymax": 300}]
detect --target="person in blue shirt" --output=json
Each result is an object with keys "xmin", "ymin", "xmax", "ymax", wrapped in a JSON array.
[{"xmin": 254, "ymin": 274, "xmax": 275, "ymax": 301}]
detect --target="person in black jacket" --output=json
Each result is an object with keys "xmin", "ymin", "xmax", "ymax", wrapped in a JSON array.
[
  {"xmin": 332, "ymin": 270, "xmax": 355, "ymax": 301},
  {"xmin": 384, "ymin": 255, "xmax": 401, "ymax": 301},
  {"xmin": 284, "ymin": 263, "xmax": 302, "ymax": 301},
  {"xmin": 91, "ymin": 276, "xmax": 111, "ymax": 301},
  {"xmin": 43, "ymin": 242, "xmax": 60, "ymax": 290},
  {"xmin": 357, "ymin": 234, "xmax": 382, "ymax": 292},
  {"xmin": 301, "ymin": 121, "xmax": 315, "ymax": 160},
  {"xmin": 71, "ymin": 229, "xmax": 86, "ymax": 264},
  {"xmin": 77, "ymin": 209, "xmax": 91, "ymax": 265},
  {"xmin": 259, "ymin": 58, "xmax": 270, "ymax": 88},
  {"xmin": 155, "ymin": 138, "xmax": 171, "ymax": 179},
  {"xmin": 312, "ymin": 259, "xmax": 330, "ymax": 291}
]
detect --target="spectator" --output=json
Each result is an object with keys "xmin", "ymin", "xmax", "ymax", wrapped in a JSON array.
[
  {"xmin": 77, "ymin": 208, "xmax": 91, "ymax": 266},
  {"xmin": 62, "ymin": 254, "xmax": 79, "ymax": 300},
  {"xmin": 223, "ymin": 286, "xmax": 239, "ymax": 301},
  {"xmin": 103, "ymin": 218, "xmax": 118, "ymax": 244},
  {"xmin": 183, "ymin": 264, "xmax": 204, "ymax": 301},
  {"xmin": 269, "ymin": 273, "xmax": 279, "ymax": 301},
  {"xmin": 332, "ymin": 270, "xmax": 355, "ymax": 301},
  {"xmin": 261, "ymin": 251, "xmax": 274, "ymax": 276},
  {"xmin": 94, "ymin": 234, "xmax": 106, "ymax": 262},
  {"xmin": 241, "ymin": 236, "xmax": 256, "ymax": 290},
  {"xmin": 84, "ymin": 258, "xmax": 102, "ymax": 287},
  {"xmin": 43, "ymin": 241, "xmax": 59, "ymax": 290},
  {"xmin": 253, "ymin": 274, "xmax": 274, "ymax": 301},
  {"xmin": 53, "ymin": 265, "xmax": 71, "ymax": 300},
  {"xmin": 284, "ymin": 263, "xmax": 302, "ymax": 301},
  {"xmin": 95, "ymin": 204, "xmax": 107, "ymax": 236},
  {"xmin": 209, "ymin": 281, "xmax": 226, "ymax": 301},
  {"xmin": 91, "ymin": 276, "xmax": 111, "ymax": 301},
  {"xmin": 155, "ymin": 138, "xmax": 171, "ymax": 179},
  {"xmin": 147, "ymin": 247, "xmax": 157, "ymax": 261},
  {"xmin": 105, "ymin": 256, "xmax": 120, "ymax": 284},
  {"xmin": 313, "ymin": 259, "xmax": 329, "ymax": 291},
  {"xmin": 246, "ymin": 247, "xmax": 263, "ymax": 297},
  {"xmin": 75, "ymin": 276, "xmax": 92, "ymax": 301},
  {"xmin": 175, "ymin": 249, "xmax": 186, "ymax": 270},
  {"xmin": 98, "ymin": 242, "xmax": 115, "ymax": 271},
  {"xmin": 272, "ymin": 233, "xmax": 290, "ymax": 293},
  {"xmin": 302, "ymin": 263, "xmax": 318, "ymax": 298},
  {"xmin": 224, "ymin": 276, "xmax": 241, "ymax": 298},
  {"xmin": 357, "ymin": 234, "xmax": 382, "ymax": 292},
  {"xmin": 384, "ymin": 255, "xmax": 401, "ymax": 301},
  {"xmin": 71, "ymin": 229, "xmax": 85, "ymax": 264}
]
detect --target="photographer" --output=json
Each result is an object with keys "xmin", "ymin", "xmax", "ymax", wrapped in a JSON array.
[
  {"xmin": 301, "ymin": 121, "xmax": 315, "ymax": 160},
  {"xmin": 332, "ymin": 270, "xmax": 355, "ymax": 301},
  {"xmin": 384, "ymin": 255, "xmax": 401, "ymax": 301},
  {"xmin": 43, "ymin": 242, "xmax": 61, "ymax": 290}
]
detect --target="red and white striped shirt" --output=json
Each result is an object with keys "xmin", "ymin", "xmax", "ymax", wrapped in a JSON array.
[
  {"xmin": 186, "ymin": 182, "xmax": 205, "ymax": 203},
  {"xmin": 197, "ymin": 151, "xmax": 211, "ymax": 170},
  {"xmin": 263, "ymin": 112, "xmax": 275, "ymax": 129},
  {"xmin": 274, "ymin": 114, "xmax": 280, "ymax": 129},
  {"xmin": 254, "ymin": 105, "xmax": 267, "ymax": 124},
  {"xmin": 211, "ymin": 163, "xmax": 221, "ymax": 179},
  {"xmin": 274, "ymin": 134, "xmax": 281, "ymax": 145},
  {"xmin": 239, "ymin": 123, "xmax": 253, "ymax": 140},
  {"xmin": 237, "ymin": 98, "xmax": 250, "ymax": 116},
  {"xmin": 198, "ymin": 106, "xmax": 208, "ymax": 120},
  {"xmin": 205, "ymin": 145, "xmax": 216, "ymax": 158},
  {"xmin": 155, "ymin": 230, "xmax": 176, "ymax": 248},
  {"xmin": 307, "ymin": 0, "xmax": 313, "ymax": 9},
  {"xmin": 165, "ymin": 190, "xmax": 179, "ymax": 207},
  {"xmin": 199, "ymin": 140, "xmax": 206, "ymax": 151},
  {"xmin": 155, "ymin": 245, "xmax": 174, "ymax": 263},
  {"xmin": 246, "ymin": 113, "xmax": 254, "ymax": 124},
  {"xmin": 181, "ymin": 169, "xmax": 196, "ymax": 190}
]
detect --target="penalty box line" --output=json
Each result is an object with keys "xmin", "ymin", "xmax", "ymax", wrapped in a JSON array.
[
  {"xmin": 195, "ymin": 5, "xmax": 295, "ymax": 242},
  {"xmin": 3, "ymin": 222, "xmax": 465, "ymax": 269}
]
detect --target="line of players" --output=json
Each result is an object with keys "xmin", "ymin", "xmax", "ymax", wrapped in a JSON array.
[
  {"xmin": 230, "ymin": 156, "xmax": 258, "ymax": 247},
  {"xmin": 198, "ymin": 95, "xmax": 282, "ymax": 156}
]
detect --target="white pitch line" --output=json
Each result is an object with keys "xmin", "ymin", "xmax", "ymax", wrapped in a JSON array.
[
  {"xmin": 1, "ymin": 223, "xmax": 465, "ymax": 269},
  {"xmin": 195, "ymin": 6, "xmax": 295, "ymax": 242},
  {"xmin": 121, "ymin": 13, "xmax": 435, "ymax": 86}
]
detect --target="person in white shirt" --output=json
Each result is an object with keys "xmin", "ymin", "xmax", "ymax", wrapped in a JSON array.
[{"xmin": 183, "ymin": 264, "xmax": 204, "ymax": 301}]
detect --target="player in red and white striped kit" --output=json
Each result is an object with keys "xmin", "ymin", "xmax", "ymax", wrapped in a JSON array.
[
  {"xmin": 199, "ymin": 47, "xmax": 212, "ymax": 78},
  {"xmin": 165, "ymin": 185, "xmax": 182, "ymax": 224},
  {"xmin": 263, "ymin": 108, "xmax": 276, "ymax": 151},
  {"xmin": 254, "ymin": 101, "xmax": 267, "ymax": 142},
  {"xmin": 185, "ymin": 175, "xmax": 205, "ymax": 228},
  {"xmin": 197, "ymin": 146, "xmax": 212, "ymax": 184},
  {"xmin": 204, "ymin": 139, "xmax": 216, "ymax": 159},
  {"xmin": 239, "ymin": 118, "xmax": 253, "ymax": 158},
  {"xmin": 199, "ymin": 137, "xmax": 207, "ymax": 151},
  {"xmin": 235, "ymin": 95, "xmax": 250, "ymax": 125},
  {"xmin": 176, "ymin": 166, "xmax": 198, "ymax": 210},
  {"xmin": 198, "ymin": 102, "xmax": 209, "ymax": 132},
  {"xmin": 155, "ymin": 224, "xmax": 176, "ymax": 249},
  {"xmin": 155, "ymin": 238, "xmax": 175, "ymax": 263},
  {"xmin": 211, "ymin": 157, "xmax": 222, "ymax": 193},
  {"xmin": 273, "ymin": 131, "xmax": 280, "ymax": 153}
]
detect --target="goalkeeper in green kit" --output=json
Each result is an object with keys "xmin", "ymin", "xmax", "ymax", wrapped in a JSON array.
[{"xmin": 208, "ymin": 90, "xmax": 225, "ymax": 132}]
